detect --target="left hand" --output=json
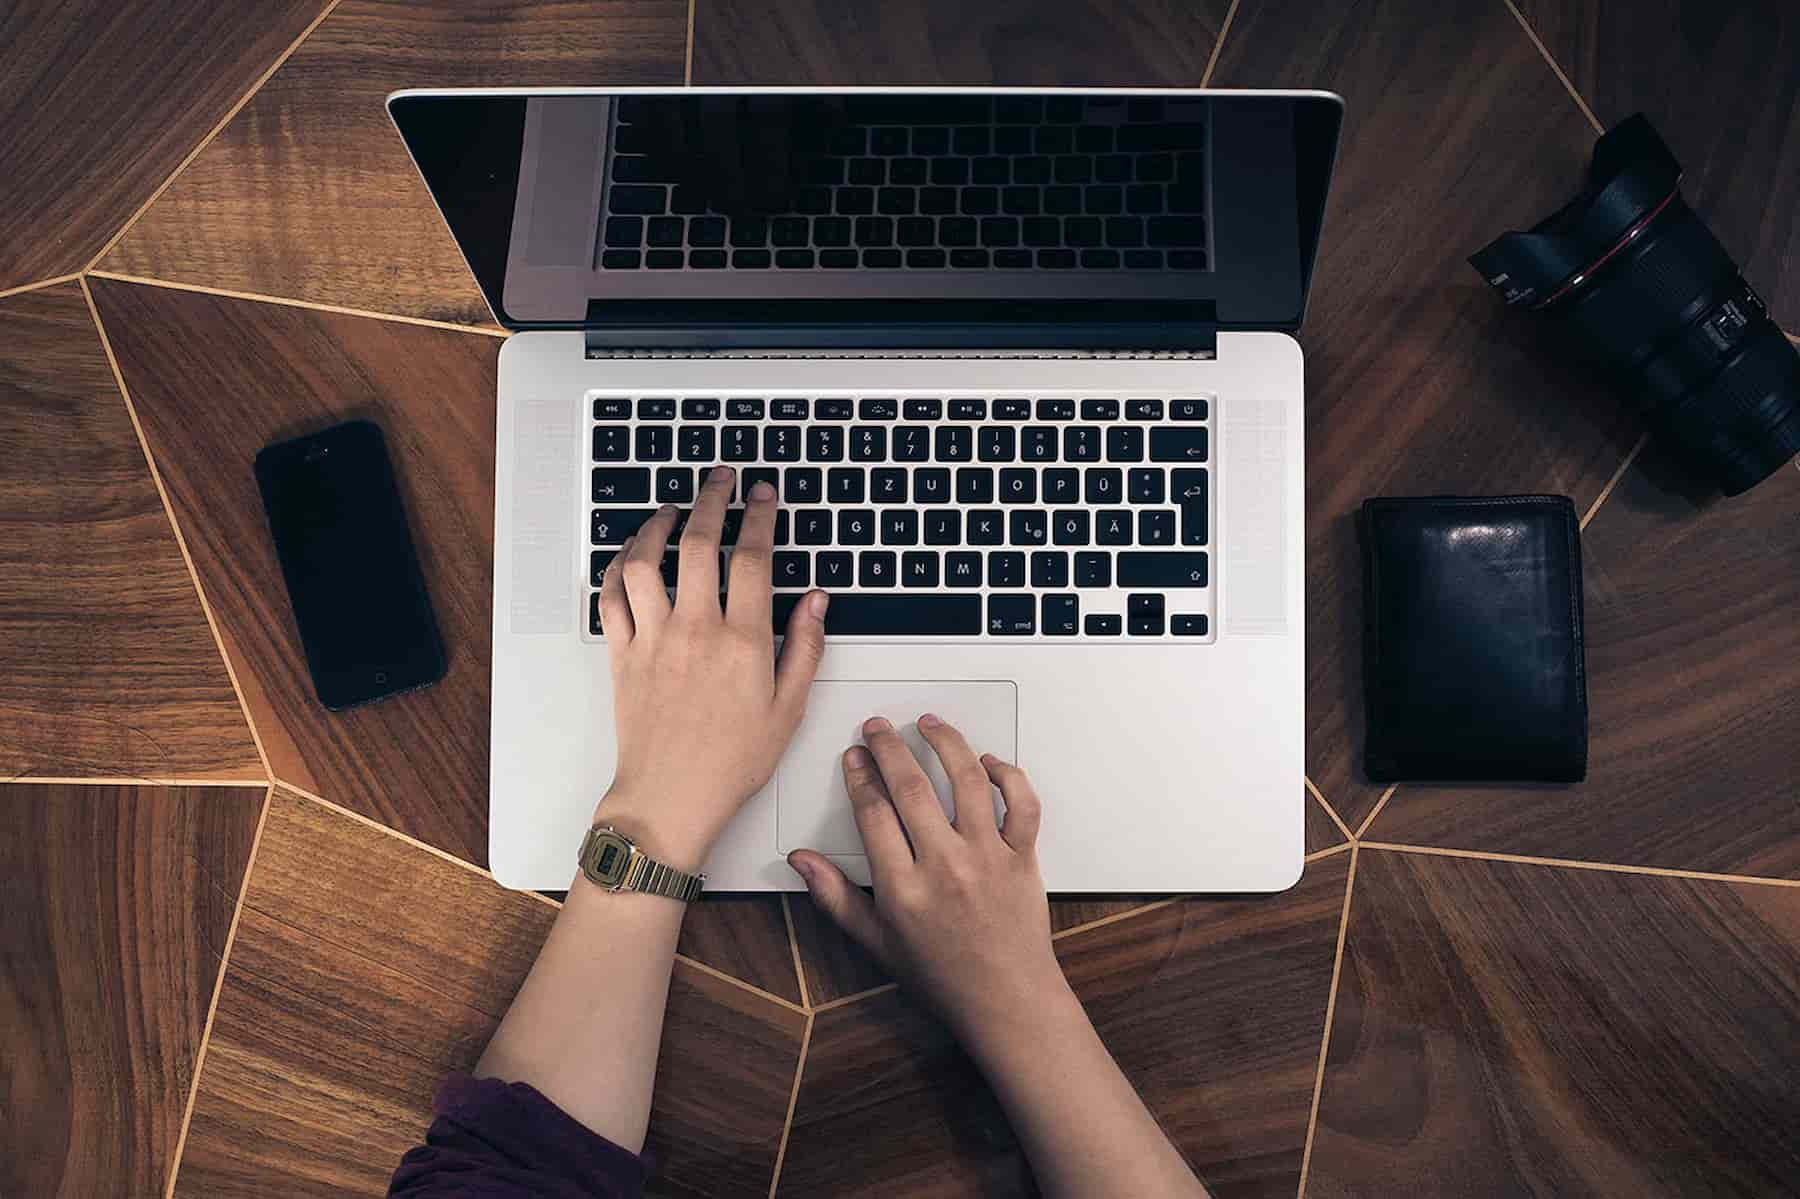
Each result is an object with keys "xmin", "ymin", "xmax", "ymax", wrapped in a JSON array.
[{"xmin": 594, "ymin": 466, "xmax": 829, "ymax": 868}]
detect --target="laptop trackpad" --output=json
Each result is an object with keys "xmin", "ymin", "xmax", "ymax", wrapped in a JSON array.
[{"xmin": 775, "ymin": 681, "xmax": 1018, "ymax": 856}]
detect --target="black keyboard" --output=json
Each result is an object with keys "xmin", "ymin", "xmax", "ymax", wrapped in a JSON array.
[
  {"xmin": 599, "ymin": 95, "xmax": 1209, "ymax": 273},
  {"xmin": 586, "ymin": 395, "xmax": 1213, "ymax": 639}
]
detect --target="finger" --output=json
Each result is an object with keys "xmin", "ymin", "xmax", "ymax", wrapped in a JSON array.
[
  {"xmin": 620, "ymin": 505, "xmax": 678, "ymax": 635},
  {"xmin": 840, "ymin": 745, "xmax": 914, "ymax": 878},
  {"xmin": 676, "ymin": 466, "xmax": 732, "ymax": 614},
  {"xmin": 860, "ymin": 717, "xmax": 953, "ymax": 853},
  {"xmin": 774, "ymin": 590, "xmax": 829, "ymax": 721},
  {"xmin": 787, "ymin": 851, "xmax": 888, "ymax": 966},
  {"xmin": 727, "ymin": 477, "xmax": 777, "ymax": 630},
  {"xmin": 985, "ymin": 754, "xmax": 1043, "ymax": 851},
  {"xmin": 916, "ymin": 714, "xmax": 999, "ymax": 839},
  {"xmin": 598, "ymin": 537, "xmax": 635, "ymax": 645}
]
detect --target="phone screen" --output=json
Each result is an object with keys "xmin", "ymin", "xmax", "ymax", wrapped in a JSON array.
[{"xmin": 255, "ymin": 421, "xmax": 445, "ymax": 710}]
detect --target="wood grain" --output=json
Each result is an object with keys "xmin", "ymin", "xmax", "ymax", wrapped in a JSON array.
[
  {"xmin": 678, "ymin": 896, "xmax": 804, "ymax": 1005},
  {"xmin": 1308, "ymin": 848, "xmax": 1800, "ymax": 1196},
  {"xmin": 1516, "ymin": 0, "xmax": 1800, "ymax": 330},
  {"xmin": 1207, "ymin": 0, "xmax": 1649, "ymax": 833},
  {"xmin": 0, "ymin": 0, "xmax": 331, "ymax": 290},
  {"xmin": 691, "ymin": 0, "xmax": 1232, "ymax": 85},
  {"xmin": 0, "ymin": 282, "xmax": 261, "ymax": 781},
  {"xmin": 1367, "ymin": 448, "xmax": 1800, "ymax": 876},
  {"xmin": 175, "ymin": 788, "xmax": 807, "ymax": 1198},
  {"xmin": 781, "ymin": 853, "xmax": 1350, "ymax": 1197},
  {"xmin": 99, "ymin": 0, "xmax": 689, "ymax": 327},
  {"xmin": 0, "ymin": 783, "xmax": 264, "ymax": 1199}
]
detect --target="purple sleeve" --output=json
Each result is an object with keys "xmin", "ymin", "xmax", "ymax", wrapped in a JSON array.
[{"xmin": 388, "ymin": 1074, "xmax": 647, "ymax": 1198}]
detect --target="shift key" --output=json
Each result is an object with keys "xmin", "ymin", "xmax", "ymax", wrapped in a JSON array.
[{"xmin": 1116, "ymin": 552, "xmax": 1209, "ymax": 587}]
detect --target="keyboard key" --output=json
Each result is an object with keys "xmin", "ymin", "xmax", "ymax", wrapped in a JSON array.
[
  {"xmin": 881, "ymin": 510, "xmax": 918, "ymax": 545},
  {"xmin": 864, "ymin": 248, "xmax": 902, "ymax": 267},
  {"xmin": 859, "ymin": 551, "xmax": 897, "ymax": 588},
  {"xmin": 951, "ymin": 248, "xmax": 989, "ymax": 268},
  {"xmin": 839, "ymin": 509, "xmax": 876, "ymax": 545},
  {"xmin": 978, "ymin": 426, "xmax": 1017, "ymax": 462},
  {"xmin": 915, "ymin": 468, "xmax": 952, "ymax": 503},
  {"xmin": 988, "ymin": 552, "xmax": 1026, "ymax": 588},
  {"xmin": 1173, "ymin": 468, "xmax": 1208, "ymax": 545},
  {"xmin": 759, "ymin": 426, "xmax": 797, "ymax": 462},
  {"xmin": 903, "ymin": 398, "xmax": 943, "ymax": 421},
  {"xmin": 1022, "ymin": 427, "xmax": 1057, "ymax": 461},
  {"xmin": 1043, "ymin": 467, "xmax": 1079, "ymax": 504},
  {"xmin": 901, "ymin": 551, "xmax": 939, "ymax": 587},
  {"xmin": 1118, "ymin": 552, "xmax": 1208, "ymax": 587},
  {"xmin": 681, "ymin": 397, "xmax": 720, "ymax": 420},
  {"xmin": 776, "ymin": 249, "xmax": 816, "ymax": 269},
  {"xmin": 1010, "ymin": 510, "xmax": 1048, "ymax": 546},
  {"xmin": 935, "ymin": 426, "xmax": 973, "ymax": 461},
  {"xmin": 924, "ymin": 509, "xmax": 961, "ymax": 545},
  {"xmin": 785, "ymin": 468, "xmax": 822, "ymax": 504},
  {"xmin": 636, "ymin": 426, "xmax": 672, "ymax": 461},
  {"xmin": 594, "ymin": 398, "xmax": 632, "ymax": 419},
  {"xmin": 995, "ymin": 248, "xmax": 1033, "ymax": 268},
  {"xmin": 1172, "ymin": 614, "xmax": 1209, "ymax": 636},
  {"xmin": 1085, "ymin": 613, "xmax": 1122, "ymax": 635},
  {"xmin": 1036, "ymin": 398, "xmax": 1076, "ymax": 420},
  {"xmin": 722, "ymin": 425, "xmax": 757, "ymax": 461},
  {"xmin": 591, "ymin": 508, "xmax": 656, "ymax": 545},
  {"xmin": 851, "ymin": 427, "xmax": 887, "ymax": 462},
  {"xmin": 871, "ymin": 468, "xmax": 908, "ymax": 504},
  {"xmin": 772, "ymin": 398, "xmax": 810, "ymax": 421},
  {"xmin": 945, "ymin": 552, "xmax": 983, "ymax": 587},
  {"xmin": 858, "ymin": 398, "xmax": 899, "ymax": 420},
  {"xmin": 774, "ymin": 593, "xmax": 981, "ymax": 635},
  {"xmin": 816, "ymin": 551, "xmax": 853, "ymax": 587},
  {"xmin": 898, "ymin": 218, "xmax": 934, "ymax": 247},
  {"xmin": 604, "ymin": 216, "xmax": 644, "ymax": 247},
  {"xmin": 637, "ymin": 397, "xmax": 676, "ymax": 420},
  {"xmin": 999, "ymin": 468, "xmax": 1036, "ymax": 504},
  {"xmin": 692, "ymin": 218, "xmax": 728, "ymax": 247},
  {"xmin": 827, "ymin": 467, "xmax": 865, "ymax": 503},
  {"xmin": 655, "ymin": 467, "xmax": 694, "ymax": 503},
  {"xmin": 987, "ymin": 594, "xmax": 1035, "ymax": 636},
  {"xmin": 1150, "ymin": 427, "xmax": 1208, "ymax": 462},
  {"xmin": 808, "ymin": 425, "xmax": 844, "ymax": 462},
  {"xmin": 994, "ymin": 398, "xmax": 1031, "ymax": 420},
  {"xmin": 1052, "ymin": 510, "xmax": 1090, "ymax": 545},
  {"xmin": 1042, "ymin": 594, "xmax": 1080, "ymax": 636},
  {"xmin": 773, "ymin": 552, "xmax": 810, "ymax": 589},
  {"xmin": 727, "ymin": 398, "xmax": 765, "ymax": 420},
  {"xmin": 1147, "ymin": 217, "xmax": 1206, "ymax": 247},
  {"xmin": 1084, "ymin": 468, "xmax": 1122, "ymax": 504},
  {"xmin": 893, "ymin": 425, "xmax": 930, "ymax": 461},
  {"xmin": 592, "ymin": 426, "xmax": 630, "ymax": 462},
  {"xmin": 593, "ymin": 468, "xmax": 651, "ymax": 504},
  {"xmin": 1074, "ymin": 551, "xmax": 1111, "ymax": 588},
  {"xmin": 774, "ymin": 509, "xmax": 790, "ymax": 545},
  {"xmin": 1096, "ymin": 509, "xmax": 1132, "ymax": 545},
  {"xmin": 591, "ymin": 550, "xmax": 617, "ymax": 587},
  {"xmin": 1172, "ymin": 398, "xmax": 1209, "ymax": 421},
  {"xmin": 1030, "ymin": 551, "xmax": 1069, "ymax": 588},
  {"xmin": 1106, "ymin": 426, "xmax": 1144, "ymax": 461},
  {"xmin": 1128, "ymin": 592, "xmax": 1166, "ymax": 636},
  {"xmin": 967, "ymin": 509, "xmax": 1004, "ymax": 545},
  {"xmin": 744, "ymin": 467, "xmax": 780, "ymax": 498},
  {"xmin": 1125, "ymin": 399, "xmax": 1164, "ymax": 420},
  {"xmin": 731, "ymin": 217, "xmax": 769, "ymax": 247},
  {"xmin": 815, "ymin": 398, "xmax": 854, "ymax": 420},
  {"xmin": 1138, "ymin": 510, "xmax": 1176, "ymax": 545},
  {"xmin": 1129, "ymin": 468, "xmax": 1165, "ymax": 504},
  {"xmin": 718, "ymin": 508, "xmax": 744, "ymax": 545},
  {"xmin": 678, "ymin": 426, "xmax": 714, "ymax": 462},
  {"xmin": 948, "ymin": 399, "xmax": 987, "ymax": 420},
  {"xmin": 933, "ymin": 460, "xmax": 987, "ymax": 505},
  {"xmin": 1080, "ymin": 399, "xmax": 1120, "ymax": 421},
  {"xmin": 1063, "ymin": 427, "xmax": 1101, "ymax": 461},
  {"xmin": 795, "ymin": 509, "xmax": 833, "ymax": 545},
  {"xmin": 1095, "ymin": 154, "xmax": 1131, "ymax": 183}
]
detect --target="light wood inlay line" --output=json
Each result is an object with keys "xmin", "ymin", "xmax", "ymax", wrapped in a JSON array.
[
  {"xmin": 1353, "ymin": 783, "xmax": 1398, "ymax": 839},
  {"xmin": 810, "ymin": 980, "xmax": 900, "ymax": 1013},
  {"xmin": 1305, "ymin": 775, "xmax": 1355, "ymax": 842},
  {"xmin": 684, "ymin": 0, "xmax": 697, "ymax": 86},
  {"xmin": 0, "ymin": 273, "xmax": 81, "ymax": 301},
  {"xmin": 80, "ymin": 276, "xmax": 274, "ymax": 783},
  {"xmin": 780, "ymin": 893, "xmax": 812, "ymax": 1010},
  {"xmin": 767, "ymin": 1011, "xmax": 814, "ymax": 1199},
  {"xmin": 1198, "ymin": 0, "xmax": 1241, "ymax": 89},
  {"xmin": 1361, "ymin": 842, "xmax": 1800, "ymax": 888},
  {"xmin": 1050, "ymin": 897, "xmax": 1182, "ymax": 942},
  {"xmin": 1, "ymin": 775, "xmax": 270, "ymax": 787},
  {"xmin": 1580, "ymin": 432, "xmax": 1649, "ymax": 529},
  {"xmin": 162, "ymin": 785, "xmax": 276, "ymax": 1199},
  {"xmin": 87, "ymin": 270, "xmax": 509, "ymax": 338},
  {"xmin": 1502, "ymin": 0, "xmax": 1604, "ymax": 135},
  {"xmin": 1295, "ymin": 845, "xmax": 1357, "ymax": 1199},
  {"xmin": 1306, "ymin": 841, "xmax": 1354, "ymax": 864}
]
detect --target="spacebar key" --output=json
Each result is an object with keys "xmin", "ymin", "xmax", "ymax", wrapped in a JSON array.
[
  {"xmin": 1116, "ymin": 552, "xmax": 1209, "ymax": 587},
  {"xmin": 773, "ymin": 593, "xmax": 982, "ymax": 635}
]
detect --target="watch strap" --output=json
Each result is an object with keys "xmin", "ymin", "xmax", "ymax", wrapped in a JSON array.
[
  {"xmin": 622, "ymin": 850, "xmax": 706, "ymax": 902},
  {"xmin": 579, "ymin": 824, "xmax": 705, "ymax": 902}
]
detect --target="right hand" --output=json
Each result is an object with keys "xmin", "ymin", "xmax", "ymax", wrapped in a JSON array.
[{"xmin": 787, "ymin": 714, "xmax": 1067, "ymax": 1048}]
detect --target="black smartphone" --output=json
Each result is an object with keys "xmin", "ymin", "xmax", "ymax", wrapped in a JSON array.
[{"xmin": 254, "ymin": 420, "xmax": 446, "ymax": 710}]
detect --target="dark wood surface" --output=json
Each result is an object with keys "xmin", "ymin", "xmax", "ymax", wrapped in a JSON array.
[
  {"xmin": 0, "ymin": 0, "xmax": 330, "ymax": 290},
  {"xmin": 692, "ymin": 0, "xmax": 1232, "ymax": 86},
  {"xmin": 1368, "ymin": 447, "xmax": 1800, "ymax": 877},
  {"xmin": 0, "ymin": 783, "xmax": 264, "ymax": 1199},
  {"xmin": 175, "ymin": 788, "xmax": 807, "ymax": 1198},
  {"xmin": 0, "ymin": 282, "xmax": 261, "ymax": 782},
  {"xmin": 782, "ymin": 852, "xmax": 1351, "ymax": 1197},
  {"xmin": 1517, "ymin": 0, "xmax": 1800, "ymax": 330},
  {"xmin": 99, "ymin": 0, "xmax": 689, "ymax": 327},
  {"xmin": 1309, "ymin": 848, "xmax": 1800, "ymax": 1196},
  {"xmin": 1208, "ymin": 0, "xmax": 1649, "ymax": 832}
]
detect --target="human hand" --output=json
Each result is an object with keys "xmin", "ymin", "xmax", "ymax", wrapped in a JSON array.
[
  {"xmin": 595, "ymin": 467, "xmax": 829, "ymax": 869},
  {"xmin": 787, "ymin": 715, "xmax": 1068, "ymax": 1051}
]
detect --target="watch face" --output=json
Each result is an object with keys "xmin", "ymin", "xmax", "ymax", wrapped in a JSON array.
[{"xmin": 589, "ymin": 831, "xmax": 633, "ymax": 886}]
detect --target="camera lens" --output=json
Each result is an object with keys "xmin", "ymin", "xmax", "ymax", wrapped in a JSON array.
[{"xmin": 1471, "ymin": 115, "xmax": 1800, "ymax": 495}]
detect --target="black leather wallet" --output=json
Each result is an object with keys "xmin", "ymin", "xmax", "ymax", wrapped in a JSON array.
[{"xmin": 1359, "ymin": 496, "xmax": 1587, "ymax": 782}]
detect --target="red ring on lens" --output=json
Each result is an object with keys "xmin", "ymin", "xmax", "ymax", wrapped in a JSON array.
[{"xmin": 1534, "ymin": 186, "xmax": 1682, "ymax": 310}]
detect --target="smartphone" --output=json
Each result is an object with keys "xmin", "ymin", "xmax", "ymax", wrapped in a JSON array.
[{"xmin": 254, "ymin": 421, "xmax": 446, "ymax": 710}]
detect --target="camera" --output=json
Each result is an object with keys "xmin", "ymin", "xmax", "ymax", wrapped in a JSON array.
[{"xmin": 1471, "ymin": 114, "xmax": 1800, "ymax": 496}]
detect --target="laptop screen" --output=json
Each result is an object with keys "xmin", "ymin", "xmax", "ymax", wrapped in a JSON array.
[{"xmin": 389, "ymin": 89, "xmax": 1340, "ymax": 338}]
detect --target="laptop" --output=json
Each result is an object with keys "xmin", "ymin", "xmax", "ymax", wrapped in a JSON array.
[{"xmin": 388, "ymin": 87, "xmax": 1342, "ymax": 892}]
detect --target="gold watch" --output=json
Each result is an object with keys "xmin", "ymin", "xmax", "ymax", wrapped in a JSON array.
[{"xmin": 577, "ymin": 825, "xmax": 705, "ymax": 902}]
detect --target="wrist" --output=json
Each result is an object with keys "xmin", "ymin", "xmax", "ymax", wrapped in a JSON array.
[
  {"xmin": 591, "ymin": 783, "xmax": 723, "ymax": 873},
  {"xmin": 958, "ymin": 970, "xmax": 1087, "ymax": 1068}
]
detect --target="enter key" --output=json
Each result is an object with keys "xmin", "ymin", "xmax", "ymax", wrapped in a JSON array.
[{"xmin": 1172, "ymin": 468, "xmax": 1208, "ymax": 545}]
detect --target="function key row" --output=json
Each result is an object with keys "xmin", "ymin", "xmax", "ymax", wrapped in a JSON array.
[
  {"xmin": 593, "ymin": 423, "xmax": 1207, "ymax": 465},
  {"xmin": 594, "ymin": 397, "xmax": 1210, "ymax": 422}
]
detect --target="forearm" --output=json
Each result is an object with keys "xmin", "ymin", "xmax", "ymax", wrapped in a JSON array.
[{"xmin": 965, "ymin": 983, "xmax": 1211, "ymax": 1199}]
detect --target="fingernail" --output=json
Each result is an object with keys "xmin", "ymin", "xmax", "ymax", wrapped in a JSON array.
[
  {"xmin": 844, "ymin": 745, "xmax": 873, "ymax": 767},
  {"xmin": 660, "ymin": 503, "xmax": 678, "ymax": 516},
  {"xmin": 622, "ymin": 536, "xmax": 635, "ymax": 550},
  {"xmin": 807, "ymin": 590, "xmax": 829, "ymax": 617},
  {"xmin": 864, "ymin": 716, "xmax": 892, "ymax": 734},
  {"xmin": 711, "ymin": 465, "xmax": 733, "ymax": 482},
  {"xmin": 751, "ymin": 480, "xmax": 775, "ymax": 500},
  {"xmin": 788, "ymin": 855, "xmax": 815, "ymax": 883},
  {"xmin": 918, "ymin": 712, "xmax": 941, "ymax": 728}
]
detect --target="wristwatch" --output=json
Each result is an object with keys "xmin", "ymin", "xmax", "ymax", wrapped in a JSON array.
[{"xmin": 577, "ymin": 824, "xmax": 706, "ymax": 902}]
